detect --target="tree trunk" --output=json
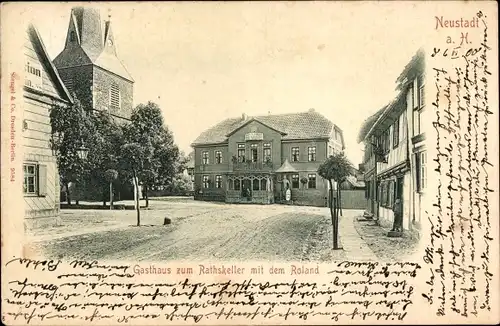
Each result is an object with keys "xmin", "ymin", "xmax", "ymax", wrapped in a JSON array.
[
  {"xmin": 75, "ymin": 182, "xmax": 79, "ymax": 205},
  {"xmin": 66, "ymin": 182, "xmax": 72, "ymax": 205},
  {"xmin": 110, "ymin": 182, "xmax": 114, "ymax": 210},
  {"xmin": 133, "ymin": 170, "xmax": 140, "ymax": 226},
  {"xmin": 102, "ymin": 186, "xmax": 107, "ymax": 207},
  {"xmin": 145, "ymin": 185, "xmax": 149, "ymax": 208},
  {"xmin": 337, "ymin": 185, "xmax": 343, "ymax": 216},
  {"xmin": 328, "ymin": 180, "xmax": 334, "ymax": 224},
  {"xmin": 333, "ymin": 197, "xmax": 339, "ymax": 249}
]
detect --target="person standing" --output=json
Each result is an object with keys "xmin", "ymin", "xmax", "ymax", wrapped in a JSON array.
[{"xmin": 392, "ymin": 198, "xmax": 403, "ymax": 232}]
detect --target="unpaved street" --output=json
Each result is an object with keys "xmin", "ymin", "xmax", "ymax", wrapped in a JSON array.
[{"xmin": 27, "ymin": 199, "xmax": 350, "ymax": 262}]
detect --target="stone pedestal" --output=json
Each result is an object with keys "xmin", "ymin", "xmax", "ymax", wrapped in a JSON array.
[{"xmin": 387, "ymin": 230, "xmax": 403, "ymax": 237}]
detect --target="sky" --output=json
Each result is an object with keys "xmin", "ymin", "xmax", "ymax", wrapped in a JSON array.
[{"xmin": 15, "ymin": 2, "xmax": 429, "ymax": 164}]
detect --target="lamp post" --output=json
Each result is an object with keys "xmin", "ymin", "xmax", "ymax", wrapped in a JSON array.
[{"xmin": 75, "ymin": 146, "xmax": 89, "ymax": 205}]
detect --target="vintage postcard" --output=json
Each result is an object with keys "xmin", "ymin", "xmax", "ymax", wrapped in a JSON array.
[{"xmin": 1, "ymin": 1, "xmax": 499, "ymax": 325}]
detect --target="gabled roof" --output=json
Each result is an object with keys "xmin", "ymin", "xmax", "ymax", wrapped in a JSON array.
[
  {"xmin": 359, "ymin": 49, "xmax": 425, "ymax": 143},
  {"xmin": 192, "ymin": 110, "xmax": 336, "ymax": 146},
  {"xmin": 357, "ymin": 106, "xmax": 386, "ymax": 143},
  {"xmin": 396, "ymin": 49, "xmax": 425, "ymax": 90},
  {"xmin": 53, "ymin": 6, "xmax": 134, "ymax": 82},
  {"xmin": 27, "ymin": 24, "xmax": 73, "ymax": 103},
  {"xmin": 344, "ymin": 175, "xmax": 365, "ymax": 188},
  {"xmin": 225, "ymin": 118, "xmax": 287, "ymax": 137}
]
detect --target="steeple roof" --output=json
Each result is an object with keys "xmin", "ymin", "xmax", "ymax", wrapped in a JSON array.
[{"xmin": 53, "ymin": 6, "xmax": 134, "ymax": 82}]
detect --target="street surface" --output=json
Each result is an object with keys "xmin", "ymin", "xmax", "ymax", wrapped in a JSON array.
[{"xmin": 26, "ymin": 198, "xmax": 382, "ymax": 262}]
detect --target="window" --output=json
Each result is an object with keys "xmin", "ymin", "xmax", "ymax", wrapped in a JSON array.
[
  {"xmin": 412, "ymin": 77, "xmax": 424, "ymax": 136},
  {"xmin": 308, "ymin": 174, "xmax": 316, "ymax": 189},
  {"xmin": 261, "ymin": 178, "xmax": 268, "ymax": 191},
  {"xmin": 420, "ymin": 151, "xmax": 427, "ymax": 191},
  {"xmin": 109, "ymin": 83, "xmax": 121, "ymax": 109},
  {"xmin": 202, "ymin": 151, "xmax": 209, "ymax": 165},
  {"xmin": 234, "ymin": 179, "xmax": 241, "ymax": 191},
  {"xmin": 413, "ymin": 108, "xmax": 421, "ymax": 136},
  {"xmin": 308, "ymin": 147, "xmax": 316, "ymax": 162},
  {"xmin": 415, "ymin": 151, "xmax": 427, "ymax": 192},
  {"xmin": 393, "ymin": 117, "xmax": 400, "ymax": 148},
  {"xmin": 419, "ymin": 75, "xmax": 425, "ymax": 109},
  {"xmin": 388, "ymin": 180, "xmax": 395, "ymax": 208},
  {"xmin": 400, "ymin": 110, "xmax": 407, "ymax": 140},
  {"xmin": 412, "ymin": 80, "xmax": 418, "ymax": 109},
  {"xmin": 215, "ymin": 151, "xmax": 222, "ymax": 164},
  {"xmin": 291, "ymin": 147, "xmax": 299, "ymax": 162},
  {"xmin": 215, "ymin": 175, "xmax": 222, "ymax": 188},
  {"xmin": 335, "ymin": 129, "xmax": 341, "ymax": 141},
  {"xmin": 419, "ymin": 85, "xmax": 425, "ymax": 109},
  {"xmin": 23, "ymin": 164, "xmax": 37, "ymax": 194},
  {"xmin": 250, "ymin": 144, "xmax": 258, "ymax": 162},
  {"xmin": 237, "ymin": 144, "xmax": 245, "ymax": 162},
  {"xmin": 24, "ymin": 163, "xmax": 46, "ymax": 196},
  {"xmin": 202, "ymin": 175, "xmax": 210, "ymax": 188},
  {"xmin": 292, "ymin": 174, "xmax": 299, "ymax": 189},
  {"xmin": 379, "ymin": 130, "xmax": 391, "ymax": 154},
  {"xmin": 253, "ymin": 179, "xmax": 260, "ymax": 191},
  {"xmin": 70, "ymin": 31, "xmax": 76, "ymax": 42},
  {"xmin": 263, "ymin": 143, "xmax": 271, "ymax": 163}
]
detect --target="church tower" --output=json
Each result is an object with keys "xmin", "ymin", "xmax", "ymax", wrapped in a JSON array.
[{"xmin": 53, "ymin": 7, "xmax": 134, "ymax": 121}]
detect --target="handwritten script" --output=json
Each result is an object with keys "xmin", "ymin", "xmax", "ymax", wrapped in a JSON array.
[
  {"xmin": 3, "ymin": 258, "xmax": 420, "ymax": 324},
  {"xmin": 424, "ymin": 10, "xmax": 494, "ymax": 318}
]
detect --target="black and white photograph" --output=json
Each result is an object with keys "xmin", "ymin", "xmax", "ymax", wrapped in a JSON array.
[
  {"xmin": 1, "ymin": 2, "xmax": 498, "ymax": 325},
  {"xmin": 16, "ymin": 3, "xmax": 428, "ymax": 263}
]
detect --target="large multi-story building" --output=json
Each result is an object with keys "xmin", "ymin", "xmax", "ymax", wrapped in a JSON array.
[
  {"xmin": 191, "ymin": 109, "xmax": 345, "ymax": 207},
  {"xmin": 53, "ymin": 7, "xmax": 134, "ymax": 122},
  {"xmin": 23, "ymin": 24, "xmax": 73, "ymax": 229},
  {"xmin": 358, "ymin": 49, "xmax": 425, "ymax": 231}
]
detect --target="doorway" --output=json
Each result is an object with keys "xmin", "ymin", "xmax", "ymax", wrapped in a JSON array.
[{"xmin": 242, "ymin": 179, "xmax": 252, "ymax": 200}]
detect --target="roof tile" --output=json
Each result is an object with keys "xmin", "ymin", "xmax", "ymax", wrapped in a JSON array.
[{"xmin": 192, "ymin": 110, "xmax": 335, "ymax": 145}]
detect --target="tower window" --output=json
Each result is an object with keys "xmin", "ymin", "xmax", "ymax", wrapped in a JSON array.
[
  {"xmin": 109, "ymin": 83, "xmax": 121, "ymax": 109},
  {"xmin": 70, "ymin": 31, "xmax": 76, "ymax": 42}
]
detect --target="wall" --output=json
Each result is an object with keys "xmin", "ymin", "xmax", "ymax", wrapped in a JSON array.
[
  {"xmin": 193, "ymin": 144, "xmax": 230, "ymax": 195},
  {"xmin": 194, "ymin": 145, "xmax": 229, "ymax": 174},
  {"xmin": 23, "ymin": 29, "xmax": 64, "ymax": 229},
  {"xmin": 227, "ymin": 120, "xmax": 283, "ymax": 170},
  {"xmin": 281, "ymin": 139, "xmax": 327, "ymax": 170},
  {"xmin": 93, "ymin": 66, "xmax": 134, "ymax": 120},
  {"xmin": 56, "ymin": 64, "xmax": 94, "ymax": 109},
  {"xmin": 336, "ymin": 190, "xmax": 367, "ymax": 209},
  {"xmin": 23, "ymin": 93, "xmax": 61, "ymax": 228}
]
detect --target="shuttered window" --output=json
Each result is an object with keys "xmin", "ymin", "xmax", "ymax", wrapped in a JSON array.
[
  {"xmin": 23, "ymin": 163, "xmax": 46, "ymax": 196},
  {"xmin": 109, "ymin": 83, "xmax": 121, "ymax": 109}
]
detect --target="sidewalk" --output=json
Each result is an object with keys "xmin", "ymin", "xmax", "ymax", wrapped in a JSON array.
[{"xmin": 338, "ymin": 210, "xmax": 378, "ymax": 261}]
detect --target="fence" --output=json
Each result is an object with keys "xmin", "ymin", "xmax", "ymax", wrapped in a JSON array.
[{"xmin": 330, "ymin": 189, "xmax": 367, "ymax": 210}]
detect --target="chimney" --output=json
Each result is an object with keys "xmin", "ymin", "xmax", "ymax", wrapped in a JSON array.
[{"xmin": 241, "ymin": 113, "xmax": 248, "ymax": 121}]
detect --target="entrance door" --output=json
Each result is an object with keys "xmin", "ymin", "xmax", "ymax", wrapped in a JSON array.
[{"xmin": 242, "ymin": 179, "xmax": 252, "ymax": 200}]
